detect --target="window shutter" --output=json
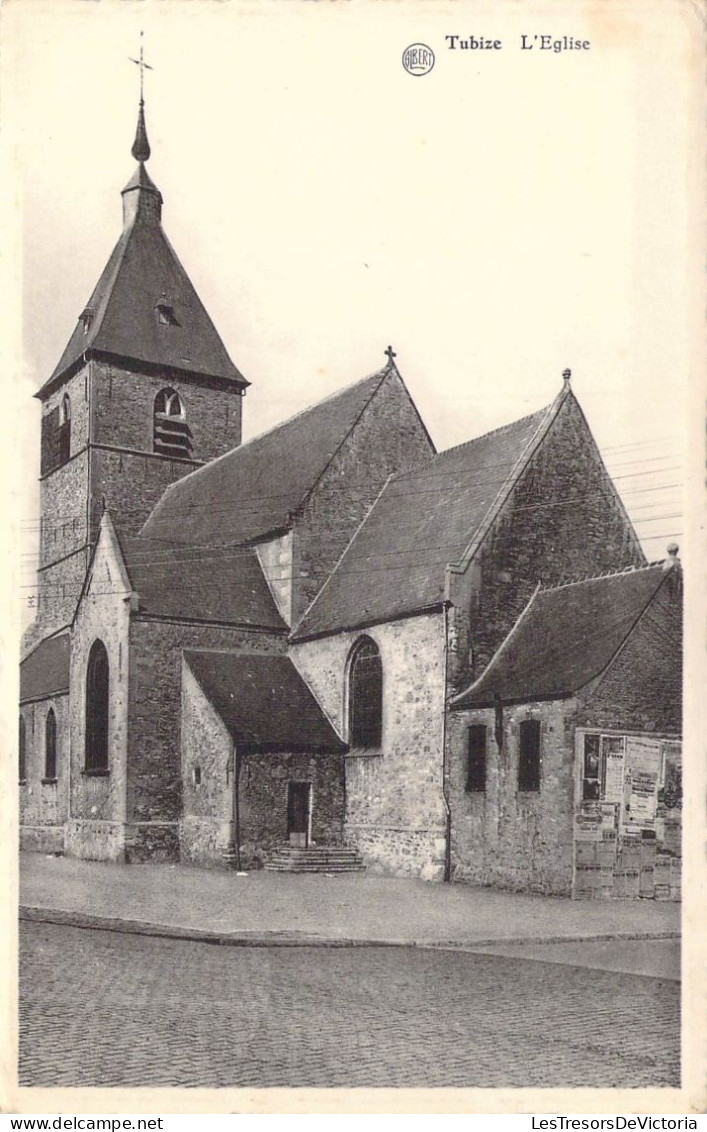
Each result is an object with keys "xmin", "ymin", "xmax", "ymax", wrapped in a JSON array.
[
  {"xmin": 466, "ymin": 724, "xmax": 487, "ymax": 792},
  {"xmin": 518, "ymin": 719, "xmax": 541, "ymax": 792}
]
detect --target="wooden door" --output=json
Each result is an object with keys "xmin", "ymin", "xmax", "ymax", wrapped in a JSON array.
[{"xmin": 287, "ymin": 781, "xmax": 310, "ymax": 847}]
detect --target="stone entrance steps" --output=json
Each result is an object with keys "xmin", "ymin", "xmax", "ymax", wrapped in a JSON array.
[{"xmin": 264, "ymin": 845, "xmax": 365, "ymax": 874}]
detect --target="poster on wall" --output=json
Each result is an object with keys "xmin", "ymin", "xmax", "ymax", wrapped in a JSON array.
[
  {"xmin": 602, "ymin": 740, "xmax": 625, "ymax": 804},
  {"xmin": 624, "ymin": 737, "xmax": 661, "ymax": 831}
]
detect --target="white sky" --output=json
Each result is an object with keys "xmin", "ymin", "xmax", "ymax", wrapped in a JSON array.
[{"xmin": 4, "ymin": 0, "xmax": 700, "ymax": 623}]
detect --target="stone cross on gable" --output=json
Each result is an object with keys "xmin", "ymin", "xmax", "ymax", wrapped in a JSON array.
[{"xmin": 385, "ymin": 346, "xmax": 397, "ymax": 363}]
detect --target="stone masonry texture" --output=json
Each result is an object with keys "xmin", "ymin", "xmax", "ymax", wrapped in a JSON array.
[
  {"xmin": 180, "ymin": 662, "xmax": 345, "ymax": 867},
  {"xmin": 447, "ymin": 570, "xmax": 682, "ymax": 896},
  {"xmin": 127, "ymin": 619, "xmax": 286, "ymax": 861},
  {"xmin": 290, "ymin": 369, "xmax": 434, "ymax": 624},
  {"xmin": 19, "ymin": 694, "xmax": 70, "ymax": 854},
  {"xmin": 68, "ymin": 523, "xmax": 131, "ymax": 862},
  {"xmin": 29, "ymin": 358, "xmax": 244, "ymax": 646},
  {"xmin": 447, "ymin": 393, "xmax": 645, "ymax": 695},
  {"xmin": 448, "ymin": 700, "xmax": 576, "ymax": 894},
  {"xmin": 292, "ymin": 614, "xmax": 448, "ymax": 879}
]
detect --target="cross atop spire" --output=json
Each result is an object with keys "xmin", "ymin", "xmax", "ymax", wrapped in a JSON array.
[
  {"xmin": 384, "ymin": 345, "xmax": 397, "ymax": 365},
  {"xmin": 130, "ymin": 30, "xmax": 153, "ymax": 106},
  {"xmin": 129, "ymin": 32, "xmax": 153, "ymax": 163}
]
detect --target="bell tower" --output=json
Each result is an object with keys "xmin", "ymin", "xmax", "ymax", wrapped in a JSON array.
[{"xmin": 31, "ymin": 64, "xmax": 249, "ymax": 639}]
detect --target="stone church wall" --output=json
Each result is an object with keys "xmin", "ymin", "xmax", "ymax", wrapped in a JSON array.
[
  {"xmin": 447, "ymin": 700, "xmax": 576, "ymax": 895},
  {"xmin": 19, "ymin": 694, "xmax": 70, "ymax": 855},
  {"xmin": 89, "ymin": 448, "xmax": 200, "ymax": 540},
  {"xmin": 127, "ymin": 621, "xmax": 286, "ymax": 862},
  {"xmin": 448, "ymin": 393, "xmax": 646, "ymax": 695},
  {"xmin": 291, "ymin": 370, "xmax": 434, "ymax": 624},
  {"xmin": 67, "ymin": 533, "xmax": 131, "ymax": 862},
  {"xmin": 91, "ymin": 360, "xmax": 243, "ymax": 462},
  {"xmin": 291, "ymin": 613, "xmax": 448, "ymax": 880}
]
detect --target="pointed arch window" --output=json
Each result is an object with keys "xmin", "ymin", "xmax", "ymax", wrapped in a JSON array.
[
  {"xmin": 153, "ymin": 387, "xmax": 192, "ymax": 458},
  {"xmin": 85, "ymin": 640, "xmax": 109, "ymax": 773},
  {"xmin": 19, "ymin": 716, "xmax": 26, "ymax": 783},
  {"xmin": 44, "ymin": 708, "xmax": 57, "ymax": 780},
  {"xmin": 348, "ymin": 636, "xmax": 383, "ymax": 749}
]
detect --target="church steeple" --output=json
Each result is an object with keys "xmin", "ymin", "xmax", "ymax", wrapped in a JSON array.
[{"xmin": 122, "ymin": 35, "xmax": 161, "ymax": 226}]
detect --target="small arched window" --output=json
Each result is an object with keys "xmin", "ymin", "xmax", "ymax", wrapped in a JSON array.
[
  {"xmin": 348, "ymin": 636, "xmax": 383, "ymax": 749},
  {"xmin": 45, "ymin": 708, "xmax": 57, "ymax": 780},
  {"xmin": 153, "ymin": 387, "xmax": 192, "ymax": 458},
  {"xmin": 85, "ymin": 640, "xmax": 110, "ymax": 772},
  {"xmin": 61, "ymin": 394, "xmax": 71, "ymax": 424},
  {"xmin": 19, "ymin": 716, "xmax": 26, "ymax": 782}
]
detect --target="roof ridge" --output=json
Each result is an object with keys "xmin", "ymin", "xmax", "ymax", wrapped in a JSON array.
[
  {"xmin": 149, "ymin": 367, "xmax": 388, "ymax": 500},
  {"xmin": 539, "ymin": 561, "xmax": 666, "ymax": 592},
  {"xmin": 390, "ymin": 403, "xmax": 552, "ymax": 483}
]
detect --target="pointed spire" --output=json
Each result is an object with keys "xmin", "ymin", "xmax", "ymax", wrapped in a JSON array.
[
  {"xmin": 123, "ymin": 35, "xmax": 160, "ymax": 226},
  {"xmin": 131, "ymin": 100, "xmax": 151, "ymax": 163}
]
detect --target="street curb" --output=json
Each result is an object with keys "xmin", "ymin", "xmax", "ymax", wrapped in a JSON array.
[{"xmin": 19, "ymin": 905, "xmax": 681, "ymax": 950}]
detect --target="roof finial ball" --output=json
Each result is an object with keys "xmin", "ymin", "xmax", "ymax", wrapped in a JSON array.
[
  {"xmin": 562, "ymin": 368, "xmax": 572, "ymax": 386},
  {"xmin": 664, "ymin": 542, "xmax": 680, "ymax": 571}
]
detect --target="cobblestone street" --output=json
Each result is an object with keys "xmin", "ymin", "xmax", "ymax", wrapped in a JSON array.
[{"xmin": 19, "ymin": 923, "xmax": 680, "ymax": 1089}]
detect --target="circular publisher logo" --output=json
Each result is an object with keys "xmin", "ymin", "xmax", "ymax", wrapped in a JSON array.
[{"xmin": 402, "ymin": 43, "xmax": 435, "ymax": 76}]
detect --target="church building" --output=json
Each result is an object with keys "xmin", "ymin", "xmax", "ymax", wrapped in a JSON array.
[{"xmin": 19, "ymin": 96, "xmax": 682, "ymax": 897}]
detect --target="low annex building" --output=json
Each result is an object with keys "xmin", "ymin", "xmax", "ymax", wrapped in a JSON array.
[
  {"xmin": 19, "ymin": 96, "xmax": 683, "ymax": 895},
  {"xmin": 448, "ymin": 557, "xmax": 683, "ymax": 898}
]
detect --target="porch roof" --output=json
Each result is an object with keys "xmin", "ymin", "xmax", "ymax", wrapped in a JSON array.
[{"xmin": 184, "ymin": 651, "xmax": 347, "ymax": 753}]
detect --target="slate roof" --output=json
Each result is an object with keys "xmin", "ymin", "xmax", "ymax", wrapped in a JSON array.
[
  {"xmin": 141, "ymin": 368, "xmax": 390, "ymax": 547},
  {"xmin": 40, "ymin": 166, "xmax": 246, "ymax": 394},
  {"xmin": 184, "ymin": 651, "xmax": 346, "ymax": 752},
  {"xmin": 451, "ymin": 564, "xmax": 670, "ymax": 709},
  {"xmin": 293, "ymin": 403, "xmax": 553, "ymax": 639},
  {"xmin": 120, "ymin": 536, "xmax": 287, "ymax": 630},
  {"xmin": 20, "ymin": 633, "xmax": 70, "ymax": 703}
]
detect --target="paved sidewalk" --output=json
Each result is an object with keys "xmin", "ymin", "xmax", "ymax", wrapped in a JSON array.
[{"xmin": 19, "ymin": 853, "xmax": 680, "ymax": 948}]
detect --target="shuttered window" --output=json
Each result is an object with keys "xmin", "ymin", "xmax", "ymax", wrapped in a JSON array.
[
  {"xmin": 40, "ymin": 399, "xmax": 71, "ymax": 475},
  {"xmin": 466, "ymin": 725, "xmax": 487, "ymax": 792},
  {"xmin": 154, "ymin": 388, "xmax": 192, "ymax": 458},
  {"xmin": 349, "ymin": 637, "xmax": 383, "ymax": 749},
  {"xmin": 518, "ymin": 719, "xmax": 541, "ymax": 792}
]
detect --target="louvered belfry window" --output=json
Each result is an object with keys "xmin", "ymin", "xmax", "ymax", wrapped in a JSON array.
[
  {"xmin": 153, "ymin": 388, "xmax": 192, "ymax": 458},
  {"xmin": 349, "ymin": 637, "xmax": 383, "ymax": 749},
  {"xmin": 85, "ymin": 640, "xmax": 110, "ymax": 772}
]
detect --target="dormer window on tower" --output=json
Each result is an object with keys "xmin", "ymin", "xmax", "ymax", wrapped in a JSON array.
[
  {"xmin": 153, "ymin": 388, "xmax": 192, "ymax": 458},
  {"xmin": 80, "ymin": 307, "xmax": 94, "ymax": 334},
  {"xmin": 155, "ymin": 300, "xmax": 179, "ymax": 326}
]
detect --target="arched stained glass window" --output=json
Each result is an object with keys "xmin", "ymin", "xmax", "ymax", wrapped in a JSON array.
[
  {"xmin": 45, "ymin": 708, "xmax": 57, "ymax": 779},
  {"xmin": 348, "ymin": 636, "xmax": 383, "ymax": 749},
  {"xmin": 85, "ymin": 640, "xmax": 109, "ymax": 772}
]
